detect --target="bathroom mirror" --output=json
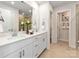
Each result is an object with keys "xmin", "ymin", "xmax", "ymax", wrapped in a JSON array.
[{"xmin": 0, "ymin": 1, "xmax": 32, "ymax": 32}]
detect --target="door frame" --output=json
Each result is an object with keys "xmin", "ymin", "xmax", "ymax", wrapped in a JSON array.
[{"xmin": 57, "ymin": 10, "xmax": 70, "ymax": 46}]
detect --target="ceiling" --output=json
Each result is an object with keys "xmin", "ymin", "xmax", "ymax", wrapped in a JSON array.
[
  {"xmin": 36, "ymin": 1, "xmax": 76, "ymax": 8},
  {"xmin": 49, "ymin": 1, "xmax": 76, "ymax": 8},
  {"xmin": 36, "ymin": 1, "xmax": 48, "ymax": 5},
  {"xmin": 0, "ymin": 1, "xmax": 32, "ymax": 16},
  {"xmin": 0, "ymin": 1, "xmax": 77, "ymax": 16}
]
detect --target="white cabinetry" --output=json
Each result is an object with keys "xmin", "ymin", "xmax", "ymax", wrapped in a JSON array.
[
  {"xmin": 6, "ymin": 44, "xmax": 33, "ymax": 58},
  {"xmin": 22, "ymin": 44, "xmax": 33, "ymax": 58},
  {"xmin": 5, "ymin": 49, "xmax": 22, "ymax": 58},
  {"xmin": 5, "ymin": 42, "xmax": 33, "ymax": 58},
  {"xmin": 0, "ymin": 32, "xmax": 47, "ymax": 58},
  {"xmin": 32, "ymin": 33, "xmax": 47, "ymax": 58},
  {"xmin": 32, "ymin": 40, "xmax": 39, "ymax": 58}
]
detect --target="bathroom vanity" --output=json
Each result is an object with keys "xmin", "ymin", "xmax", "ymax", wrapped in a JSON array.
[
  {"xmin": 0, "ymin": 32, "xmax": 47, "ymax": 58},
  {"xmin": 0, "ymin": 1, "xmax": 48, "ymax": 58}
]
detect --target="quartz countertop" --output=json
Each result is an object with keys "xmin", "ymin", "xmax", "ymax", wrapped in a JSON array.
[{"xmin": 0, "ymin": 31, "xmax": 47, "ymax": 47}]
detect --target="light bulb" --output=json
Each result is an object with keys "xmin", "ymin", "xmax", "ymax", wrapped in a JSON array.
[{"xmin": 21, "ymin": 22, "xmax": 24, "ymax": 25}]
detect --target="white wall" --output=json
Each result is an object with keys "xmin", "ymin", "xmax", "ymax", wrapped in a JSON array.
[
  {"xmin": 32, "ymin": 3, "xmax": 40, "ymax": 32},
  {"xmin": 0, "ymin": 3, "xmax": 19, "ymax": 32},
  {"xmin": 53, "ymin": 3, "xmax": 76, "ymax": 48},
  {"xmin": 39, "ymin": 2, "xmax": 53, "ymax": 49},
  {"xmin": 52, "ymin": 9, "xmax": 58, "ymax": 43},
  {"xmin": 39, "ymin": 3, "xmax": 50, "ymax": 49}
]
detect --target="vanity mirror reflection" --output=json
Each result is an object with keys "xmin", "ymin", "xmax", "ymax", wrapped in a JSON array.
[
  {"xmin": 0, "ymin": 1, "xmax": 33, "ymax": 34},
  {"xmin": 19, "ymin": 10, "xmax": 32, "ymax": 33}
]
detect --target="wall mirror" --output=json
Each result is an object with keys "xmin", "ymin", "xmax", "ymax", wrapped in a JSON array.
[{"xmin": 0, "ymin": 1, "xmax": 32, "ymax": 33}]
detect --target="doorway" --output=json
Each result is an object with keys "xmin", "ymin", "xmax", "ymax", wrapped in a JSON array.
[{"xmin": 57, "ymin": 11, "xmax": 69, "ymax": 45}]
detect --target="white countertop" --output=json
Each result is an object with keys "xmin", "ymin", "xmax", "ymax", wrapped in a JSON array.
[{"xmin": 0, "ymin": 31, "xmax": 47, "ymax": 47}]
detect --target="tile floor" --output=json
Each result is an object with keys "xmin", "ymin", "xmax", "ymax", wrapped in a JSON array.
[{"xmin": 39, "ymin": 41, "xmax": 79, "ymax": 58}]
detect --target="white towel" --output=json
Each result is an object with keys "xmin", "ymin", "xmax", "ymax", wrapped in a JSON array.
[{"xmin": 0, "ymin": 21, "xmax": 3, "ymax": 32}]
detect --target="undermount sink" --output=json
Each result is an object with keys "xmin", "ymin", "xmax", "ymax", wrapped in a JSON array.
[
  {"xmin": 0, "ymin": 32, "xmax": 29, "ymax": 41},
  {"xmin": 8, "ymin": 34, "xmax": 27, "ymax": 40}
]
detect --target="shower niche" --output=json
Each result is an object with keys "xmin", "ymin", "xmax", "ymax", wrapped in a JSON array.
[{"xmin": 61, "ymin": 12, "xmax": 69, "ymax": 30}]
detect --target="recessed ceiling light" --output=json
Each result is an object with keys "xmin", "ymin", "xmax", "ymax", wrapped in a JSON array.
[{"xmin": 11, "ymin": 1, "xmax": 15, "ymax": 5}]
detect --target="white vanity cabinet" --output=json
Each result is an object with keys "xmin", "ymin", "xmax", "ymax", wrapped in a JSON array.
[
  {"xmin": 38, "ymin": 33, "xmax": 47, "ymax": 55},
  {"xmin": 6, "ymin": 44, "xmax": 33, "ymax": 58},
  {"xmin": 0, "ymin": 32, "xmax": 47, "ymax": 58},
  {"xmin": 32, "ymin": 40, "xmax": 40, "ymax": 58},
  {"xmin": 32, "ymin": 33, "xmax": 47, "ymax": 58},
  {"xmin": 42, "ymin": 33, "xmax": 47, "ymax": 50}
]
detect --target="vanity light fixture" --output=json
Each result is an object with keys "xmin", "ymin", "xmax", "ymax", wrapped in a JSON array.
[{"xmin": 11, "ymin": 1, "xmax": 15, "ymax": 5}]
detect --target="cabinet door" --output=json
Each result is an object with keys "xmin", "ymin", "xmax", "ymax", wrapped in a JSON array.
[
  {"xmin": 42, "ymin": 34, "xmax": 47, "ymax": 49},
  {"xmin": 39, "ymin": 34, "xmax": 47, "ymax": 52},
  {"xmin": 22, "ymin": 44, "xmax": 33, "ymax": 58},
  {"xmin": 5, "ymin": 49, "xmax": 22, "ymax": 58},
  {"xmin": 37, "ymin": 36, "xmax": 43, "ymax": 55},
  {"xmin": 32, "ymin": 41, "xmax": 39, "ymax": 58},
  {"xmin": 32, "ymin": 34, "xmax": 47, "ymax": 58},
  {"xmin": 42, "ymin": 37, "xmax": 46, "ymax": 49}
]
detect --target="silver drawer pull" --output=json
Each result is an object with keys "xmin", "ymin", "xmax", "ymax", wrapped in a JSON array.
[
  {"xmin": 23, "ymin": 50, "xmax": 25, "ymax": 56},
  {"xmin": 19, "ymin": 52, "xmax": 22, "ymax": 58}
]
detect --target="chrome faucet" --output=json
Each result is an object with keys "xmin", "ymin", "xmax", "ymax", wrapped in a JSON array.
[{"xmin": 8, "ymin": 29, "xmax": 17, "ymax": 37}]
